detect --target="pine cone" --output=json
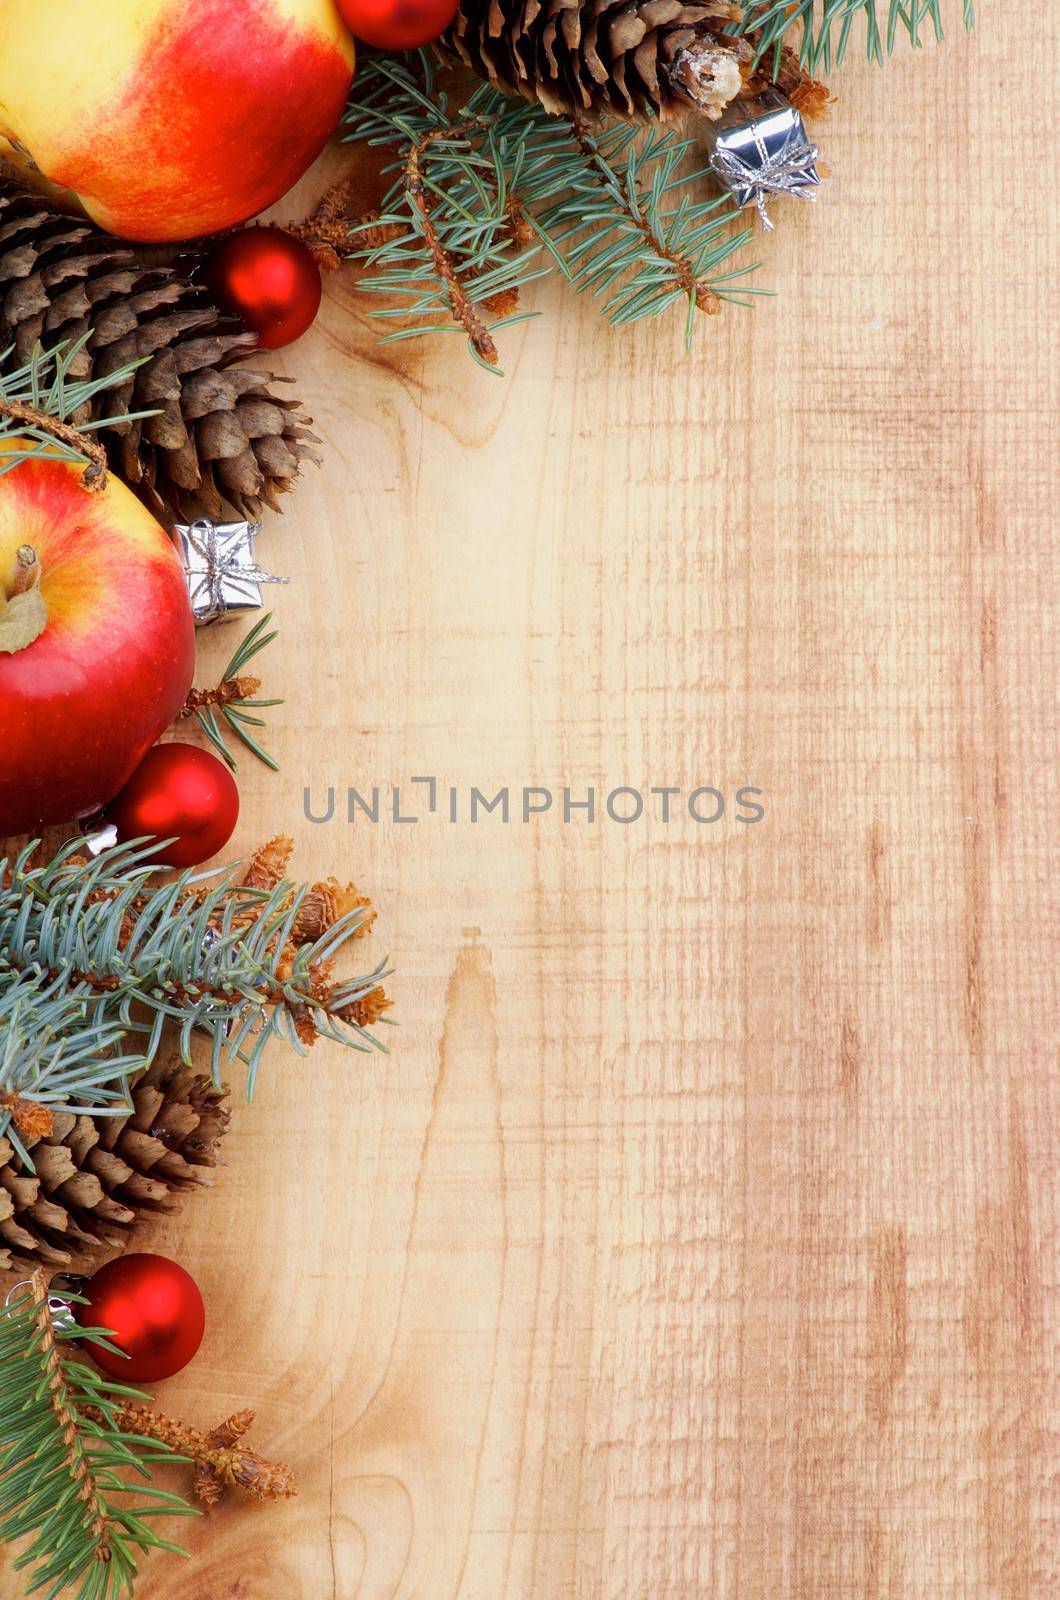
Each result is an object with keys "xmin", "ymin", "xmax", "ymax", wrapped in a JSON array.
[
  {"xmin": 0, "ymin": 180, "xmax": 320, "ymax": 519},
  {"xmin": 0, "ymin": 1057, "xmax": 228, "ymax": 1271},
  {"xmin": 446, "ymin": 0, "xmax": 825, "ymax": 122}
]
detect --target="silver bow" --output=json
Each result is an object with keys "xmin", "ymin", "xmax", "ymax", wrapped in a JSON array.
[
  {"xmin": 174, "ymin": 518, "xmax": 289, "ymax": 626},
  {"xmin": 710, "ymin": 98, "xmax": 821, "ymax": 232}
]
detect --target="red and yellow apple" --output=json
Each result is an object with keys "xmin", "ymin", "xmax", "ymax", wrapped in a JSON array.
[
  {"xmin": 0, "ymin": 452, "xmax": 194, "ymax": 836},
  {"xmin": 0, "ymin": 0, "xmax": 355, "ymax": 243}
]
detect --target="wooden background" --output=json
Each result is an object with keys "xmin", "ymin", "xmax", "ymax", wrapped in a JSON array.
[{"xmin": 52, "ymin": 9, "xmax": 1060, "ymax": 1597}]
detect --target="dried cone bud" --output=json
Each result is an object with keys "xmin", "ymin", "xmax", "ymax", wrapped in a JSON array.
[
  {"xmin": 0, "ymin": 179, "xmax": 320, "ymax": 518},
  {"xmin": 0, "ymin": 1057, "xmax": 228, "ymax": 1270},
  {"xmin": 292, "ymin": 880, "xmax": 376, "ymax": 945},
  {"xmin": 0, "ymin": 1093, "xmax": 54, "ymax": 1142}
]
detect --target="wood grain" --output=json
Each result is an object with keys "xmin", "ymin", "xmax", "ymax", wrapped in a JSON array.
[{"xmin": 11, "ymin": 10, "xmax": 1060, "ymax": 1597}]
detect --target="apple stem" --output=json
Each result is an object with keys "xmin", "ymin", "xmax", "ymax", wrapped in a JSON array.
[
  {"xmin": 10, "ymin": 545, "xmax": 38, "ymax": 596},
  {"xmin": 0, "ymin": 541, "xmax": 47, "ymax": 654}
]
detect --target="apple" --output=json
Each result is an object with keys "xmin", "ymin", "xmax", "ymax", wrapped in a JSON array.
[
  {"xmin": 0, "ymin": 0, "xmax": 355, "ymax": 243},
  {"xmin": 0, "ymin": 452, "xmax": 195, "ymax": 836}
]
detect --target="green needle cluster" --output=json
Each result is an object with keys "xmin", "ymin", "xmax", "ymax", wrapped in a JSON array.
[
  {"xmin": 0, "ymin": 1276, "xmax": 195, "ymax": 1600},
  {"xmin": 343, "ymin": 53, "xmax": 758, "ymax": 371},
  {"xmin": 737, "ymin": 0, "xmax": 974, "ymax": 73},
  {"xmin": 0, "ymin": 837, "xmax": 392, "ymax": 1123}
]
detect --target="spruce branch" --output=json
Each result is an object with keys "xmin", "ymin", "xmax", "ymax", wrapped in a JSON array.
[
  {"xmin": 240, "ymin": 835, "xmax": 378, "ymax": 947},
  {"xmin": 181, "ymin": 613, "xmax": 283, "ymax": 773},
  {"xmin": 0, "ymin": 975, "xmax": 149, "ymax": 1172},
  {"xmin": 0, "ymin": 336, "xmax": 155, "ymax": 485},
  {"xmin": 0, "ymin": 836, "xmax": 393, "ymax": 1102},
  {"xmin": 0, "ymin": 1271, "xmax": 195, "ymax": 1600},
  {"xmin": 341, "ymin": 53, "xmax": 758, "ymax": 370},
  {"xmin": 0, "ymin": 395, "xmax": 107, "ymax": 490},
  {"xmin": 736, "ymin": 0, "xmax": 974, "ymax": 72}
]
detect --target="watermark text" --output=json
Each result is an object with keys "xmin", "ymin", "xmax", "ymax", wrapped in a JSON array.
[{"xmin": 304, "ymin": 781, "xmax": 765, "ymax": 827}]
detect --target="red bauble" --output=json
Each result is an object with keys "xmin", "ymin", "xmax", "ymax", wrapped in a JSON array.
[
  {"xmin": 335, "ymin": 0, "xmax": 459, "ymax": 50},
  {"xmin": 201, "ymin": 226, "xmax": 322, "ymax": 349},
  {"xmin": 104, "ymin": 742, "xmax": 239, "ymax": 868},
  {"xmin": 74, "ymin": 1254, "xmax": 205, "ymax": 1383}
]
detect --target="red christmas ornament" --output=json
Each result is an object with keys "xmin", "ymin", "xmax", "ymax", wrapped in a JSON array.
[
  {"xmin": 74, "ymin": 1253, "xmax": 205, "ymax": 1383},
  {"xmin": 201, "ymin": 225, "xmax": 322, "ymax": 350},
  {"xmin": 104, "ymin": 742, "xmax": 239, "ymax": 868},
  {"xmin": 334, "ymin": 0, "xmax": 459, "ymax": 50}
]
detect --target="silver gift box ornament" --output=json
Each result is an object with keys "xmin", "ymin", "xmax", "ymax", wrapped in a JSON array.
[
  {"xmin": 173, "ymin": 517, "xmax": 288, "ymax": 625},
  {"xmin": 710, "ymin": 91, "xmax": 821, "ymax": 231}
]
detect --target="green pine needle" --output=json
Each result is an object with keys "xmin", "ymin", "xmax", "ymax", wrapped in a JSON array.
[
  {"xmin": 342, "ymin": 53, "xmax": 759, "ymax": 369},
  {"xmin": 191, "ymin": 614, "xmax": 282, "ymax": 773},
  {"xmin": 0, "ymin": 1275, "xmax": 196, "ymax": 1600},
  {"xmin": 0, "ymin": 336, "xmax": 156, "ymax": 479},
  {"xmin": 341, "ymin": 8, "xmax": 975, "ymax": 364},
  {"xmin": 735, "ymin": 0, "xmax": 974, "ymax": 72},
  {"xmin": 537, "ymin": 120, "xmax": 758, "ymax": 340},
  {"xmin": 0, "ymin": 977, "xmax": 144, "ymax": 1170},
  {"xmin": 0, "ymin": 836, "xmax": 392, "ymax": 1104}
]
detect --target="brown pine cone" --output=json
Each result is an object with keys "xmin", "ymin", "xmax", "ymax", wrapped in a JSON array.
[
  {"xmin": 0, "ymin": 179, "xmax": 320, "ymax": 519},
  {"xmin": 0, "ymin": 1056, "xmax": 228, "ymax": 1271},
  {"xmin": 445, "ymin": 0, "xmax": 826, "ymax": 122}
]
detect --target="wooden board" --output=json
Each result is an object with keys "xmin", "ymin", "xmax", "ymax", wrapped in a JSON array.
[{"xmin": 21, "ymin": 11, "xmax": 1060, "ymax": 1598}]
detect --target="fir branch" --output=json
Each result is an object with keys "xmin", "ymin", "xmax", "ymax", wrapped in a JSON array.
[
  {"xmin": 0, "ymin": 836, "xmax": 393, "ymax": 1101},
  {"xmin": 574, "ymin": 119, "xmax": 724, "ymax": 315},
  {"xmin": 344, "ymin": 56, "xmax": 551, "ymax": 373},
  {"xmin": 406, "ymin": 117, "xmax": 502, "ymax": 366},
  {"xmin": 0, "ymin": 1271, "xmax": 195, "ymax": 1600},
  {"xmin": 736, "ymin": 0, "xmax": 974, "ymax": 71},
  {"xmin": 181, "ymin": 613, "xmax": 282, "ymax": 773},
  {"xmin": 341, "ymin": 53, "xmax": 758, "ymax": 369},
  {"xmin": 0, "ymin": 336, "xmax": 155, "ymax": 485},
  {"xmin": 541, "ymin": 119, "xmax": 758, "ymax": 340}
]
